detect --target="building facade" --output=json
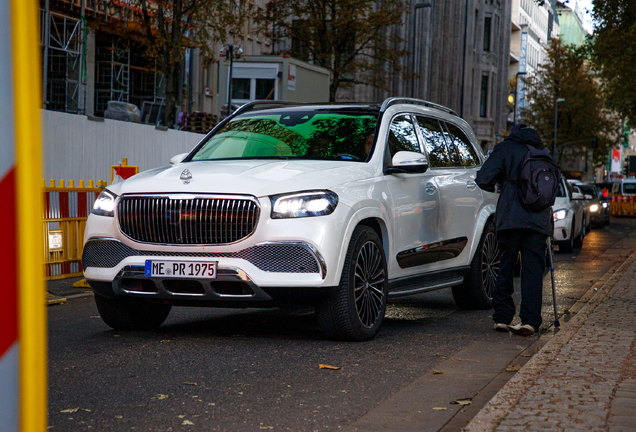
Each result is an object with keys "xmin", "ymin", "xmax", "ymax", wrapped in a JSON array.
[{"xmin": 343, "ymin": 0, "xmax": 512, "ymax": 152}]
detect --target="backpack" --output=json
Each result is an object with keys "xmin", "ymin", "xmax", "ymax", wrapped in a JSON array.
[{"xmin": 512, "ymin": 144, "xmax": 561, "ymax": 212}]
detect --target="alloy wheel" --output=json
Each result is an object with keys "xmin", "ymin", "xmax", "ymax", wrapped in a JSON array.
[
  {"xmin": 353, "ymin": 241, "xmax": 386, "ymax": 328},
  {"xmin": 481, "ymin": 231, "xmax": 500, "ymax": 299}
]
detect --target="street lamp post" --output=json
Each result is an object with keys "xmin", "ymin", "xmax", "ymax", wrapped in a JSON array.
[
  {"xmin": 554, "ymin": 98, "xmax": 565, "ymax": 162},
  {"xmin": 513, "ymin": 71, "xmax": 527, "ymax": 124},
  {"xmin": 410, "ymin": 2, "xmax": 432, "ymax": 98},
  {"xmin": 222, "ymin": 44, "xmax": 243, "ymax": 118}
]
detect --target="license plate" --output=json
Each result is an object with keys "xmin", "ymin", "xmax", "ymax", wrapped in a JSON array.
[{"xmin": 145, "ymin": 260, "xmax": 217, "ymax": 278}]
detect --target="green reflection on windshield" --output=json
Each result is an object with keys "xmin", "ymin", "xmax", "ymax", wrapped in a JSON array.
[{"xmin": 191, "ymin": 111, "xmax": 377, "ymax": 162}]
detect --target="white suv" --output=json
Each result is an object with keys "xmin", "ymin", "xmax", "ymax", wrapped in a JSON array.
[{"xmin": 83, "ymin": 98, "xmax": 499, "ymax": 341}]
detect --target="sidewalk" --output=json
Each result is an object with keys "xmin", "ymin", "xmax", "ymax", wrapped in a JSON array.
[{"xmin": 465, "ymin": 250, "xmax": 636, "ymax": 431}]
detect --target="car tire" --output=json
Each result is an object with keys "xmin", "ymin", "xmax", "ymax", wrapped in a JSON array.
[
  {"xmin": 94, "ymin": 294, "xmax": 171, "ymax": 331},
  {"xmin": 573, "ymin": 220, "xmax": 584, "ymax": 248},
  {"xmin": 316, "ymin": 225, "xmax": 388, "ymax": 342},
  {"xmin": 452, "ymin": 220, "xmax": 498, "ymax": 310}
]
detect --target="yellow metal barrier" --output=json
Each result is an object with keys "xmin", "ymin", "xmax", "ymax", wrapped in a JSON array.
[
  {"xmin": 43, "ymin": 179, "xmax": 107, "ymax": 280},
  {"xmin": 610, "ymin": 195, "xmax": 636, "ymax": 216}
]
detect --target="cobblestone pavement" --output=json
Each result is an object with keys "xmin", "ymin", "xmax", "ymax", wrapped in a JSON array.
[{"xmin": 465, "ymin": 249, "xmax": 636, "ymax": 431}]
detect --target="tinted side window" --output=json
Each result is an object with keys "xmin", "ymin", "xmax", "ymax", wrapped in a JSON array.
[
  {"xmin": 445, "ymin": 122, "xmax": 480, "ymax": 167},
  {"xmin": 387, "ymin": 115, "xmax": 420, "ymax": 158},
  {"xmin": 415, "ymin": 116, "xmax": 451, "ymax": 167},
  {"xmin": 557, "ymin": 181, "xmax": 566, "ymax": 198}
]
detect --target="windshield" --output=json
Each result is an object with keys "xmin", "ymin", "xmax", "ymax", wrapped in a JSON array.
[
  {"xmin": 623, "ymin": 182, "xmax": 636, "ymax": 194},
  {"xmin": 190, "ymin": 109, "xmax": 378, "ymax": 162},
  {"xmin": 578, "ymin": 185, "xmax": 597, "ymax": 197}
]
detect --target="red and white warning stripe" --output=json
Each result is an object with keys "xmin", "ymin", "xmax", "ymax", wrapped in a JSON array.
[{"xmin": 0, "ymin": 0, "xmax": 18, "ymax": 427}]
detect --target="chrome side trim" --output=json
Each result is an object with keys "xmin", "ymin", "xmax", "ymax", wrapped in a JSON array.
[{"xmin": 388, "ymin": 276, "xmax": 464, "ymax": 299}]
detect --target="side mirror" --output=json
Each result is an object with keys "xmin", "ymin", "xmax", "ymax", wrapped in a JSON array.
[
  {"xmin": 170, "ymin": 152, "xmax": 189, "ymax": 165},
  {"xmin": 584, "ymin": 194, "xmax": 593, "ymax": 200},
  {"xmin": 385, "ymin": 151, "xmax": 429, "ymax": 175},
  {"xmin": 572, "ymin": 192, "xmax": 585, "ymax": 200}
]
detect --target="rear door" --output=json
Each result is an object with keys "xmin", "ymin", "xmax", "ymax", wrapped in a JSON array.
[{"xmin": 434, "ymin": 120, "xmax": 483, "ymax": 267}]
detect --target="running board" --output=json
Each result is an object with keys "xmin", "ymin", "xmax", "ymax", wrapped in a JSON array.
[{"xmin": 388, "ymin": 276, "xmax": 464, "ymax": 299}]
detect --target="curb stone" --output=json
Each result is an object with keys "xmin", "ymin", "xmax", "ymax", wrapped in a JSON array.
[{"xmin": 463, "ymin": 250, "xmax": 636, "ymax": 431}]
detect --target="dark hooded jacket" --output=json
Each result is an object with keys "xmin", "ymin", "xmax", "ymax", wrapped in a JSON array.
[{"xmin": 475, "ymin": 127, "xmax": 552, "ymax": 236}]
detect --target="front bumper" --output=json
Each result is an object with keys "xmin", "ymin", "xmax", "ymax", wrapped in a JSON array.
[
  {"xmin": 83, "ymin": 237, "xmax": 330, "ymax": 304},
  {"xmin": 553, "ymin": 215, "xmax": 571, "ymax": 241}
]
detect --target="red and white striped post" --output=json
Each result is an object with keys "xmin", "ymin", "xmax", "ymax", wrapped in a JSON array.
[{"xmin": 0, "ymin": 0, "xmax": 47, "ymax": 430}]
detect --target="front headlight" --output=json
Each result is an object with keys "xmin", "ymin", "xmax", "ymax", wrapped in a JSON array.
[
  {"xmin": 270, "ymin": 190, "xmax": 338, "ymax": 219},
  {"xmin": 589, "ymin": 204, "xmax": 599, "ymax": 212},
  {"xmin": 602, "ymin": 202, "xmax": 609, "ymax": 208},
  {"xmin": 553, "ymin": 209, "xmax": 567, "ymax": 221},
  {"xmin": 92, "ymin": 189, "xmax": 117, "ymax": 217}
]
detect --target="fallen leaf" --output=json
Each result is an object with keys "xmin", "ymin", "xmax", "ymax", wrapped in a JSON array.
[
  {"xmin": 183, "ymin": 382, "xmax": 197, "ymax": 386},
  {"xmin": 319, "ymin": 364, "xmax": 341, "ymax": 370},
  {"xmin": 341, "ymin": 390, "xmax": 349, "ymax": 393},
  {"xmin": 260, "ymin": 427, "xmax": 274, "ymax": 430},
  {"xmin": 177, "ymin": 415, "xmax": 186, "ymax": 418},
  {"xmin": 182, "ymin": 420, "xmax": 194, "ymax": 425},
  {"xmin": 312, "ymin": 410, "xmax": 319, "ymax": 413},
  {"xmin": 208, "ymin": 403, "xmax": 216, "ymax": 406},
  {"xmin": 432, "ymin": 407, "xmax": 447, "ymax": 411},
  {"xmin": 450, "ymin": 398, "xmax": 473, "ymax": 405},
  {"xmin": 505, "ymin": 365, "xmax": 522, "ymax": 372},
  {"xmin": 60, "ymin": 408, "xmax": 79, "ymax": 413},
  {"xmin": 115, "ymin": 415, "xmax": 123, "ymax": 419},
  {"xmin": 435, "ymin": 353, "xmax": 469, "ymax": 362},
  {"xmin": 155, "ymin": 394, "xmax": 169, "ymax": 400},
  {"xmin": 81, "ymin": 409, "xmax": 91, "ymax": 412},
  {"xmin": 433, "ymin": 370, "xmax": 443, "ymax": 375},
  {"xmin": 161, "ymin": 340, "xmax": 171, "ymax": 343}
]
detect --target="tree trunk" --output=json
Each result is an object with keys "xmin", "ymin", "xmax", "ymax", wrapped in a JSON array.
[
  {"xmin": 329, "ymin": 71, "xmax": 339, "ymax": 102},
  {"xmin": 164, "ymin": 61, "xmax": 181, "ymax": 128}
]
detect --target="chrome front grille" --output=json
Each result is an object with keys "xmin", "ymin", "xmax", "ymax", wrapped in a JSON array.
[{"xmin": 117, "ymin": 195, "xmax": 260, "ymax": 245}]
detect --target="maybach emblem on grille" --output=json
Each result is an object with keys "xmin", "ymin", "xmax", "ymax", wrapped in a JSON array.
[{"xmin": 180, "ymin": 169, "xmax": 192, "ymax": 180}]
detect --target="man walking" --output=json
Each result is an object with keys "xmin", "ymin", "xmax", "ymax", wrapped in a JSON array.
[{"xmin": 476, "ymin": 124, "xmax": 553, "ymax": 336}]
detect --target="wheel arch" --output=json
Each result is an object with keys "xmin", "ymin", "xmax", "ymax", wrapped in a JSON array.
[
  {"xmin": 334, "ymin": 207, "xmax": 392, "ymax": 282},
  {"xmin": 465, "ymin": 204, "xmax": 497, "ymax": 262}
]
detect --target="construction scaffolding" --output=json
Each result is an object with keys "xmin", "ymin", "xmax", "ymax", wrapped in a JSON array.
[
  {"xmin": 94, "ymin": 36, "xmax": 165, "ymax": 119},
  {"xmin": 41, "ymin": 9, "xmax": 85, "ymax": 113}
]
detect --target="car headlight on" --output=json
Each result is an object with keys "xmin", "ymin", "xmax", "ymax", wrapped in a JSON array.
[
  {"xmin": 271, "ymin": 190, "xmax": 338, "ymax": 219},
  {"xmin": 589, "ymin": 204, "xmax": 599, "ymax": 212},
  {"xmin": 92, "ymin": 189, "xmax": 117, "ymax": 217},
  {"xmin": 553, "ymin": 209, "xmax": 567, "ymax": 221},
  {"xmin": 602, "ymin": 202, "xmax": 609, "ymax": 208}
]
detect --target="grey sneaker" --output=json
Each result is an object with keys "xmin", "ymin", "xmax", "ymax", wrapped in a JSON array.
[
  {"xmin": 493, "ymin": 323, "xmax": 509, "ymax": 332},
  {"xmin": 509, "ymin": 324, "xmax": 535, "ymax": 336}
]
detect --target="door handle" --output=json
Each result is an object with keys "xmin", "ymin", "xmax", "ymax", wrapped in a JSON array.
[
  {"xmin": 467, "ymin": 181, "xmax": 477, "ymax": 190},
  {"xmin": 425, "ymin": 184, "xmax": 437, "ymax": 195}
]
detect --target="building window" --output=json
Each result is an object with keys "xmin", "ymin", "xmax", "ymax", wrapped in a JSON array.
[
  {"xmin": 483, "ymin": 17, "xmax": 491, "ymax": 52},
  {"xmin": 480, "ymin": 73, "xmax": 489, "ymax": 118}
]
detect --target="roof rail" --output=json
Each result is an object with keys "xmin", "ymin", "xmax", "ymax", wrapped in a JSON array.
[
  {"xmin": 380, "ymin": 97, "xmax": 458, "ymax": 117},
  {"xmin": 230, "ymin": 100, "xmax": 298, "ymax": 117}
]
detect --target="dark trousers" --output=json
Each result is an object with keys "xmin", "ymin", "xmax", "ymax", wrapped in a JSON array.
[{"xmin": 493, "ymin": 229, "xmax": 547, "ymax": 331}]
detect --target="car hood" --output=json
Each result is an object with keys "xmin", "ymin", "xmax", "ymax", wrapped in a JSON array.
[{"xmin": 107, "ymin": 159, "xmax": 375, "ymax": 197}]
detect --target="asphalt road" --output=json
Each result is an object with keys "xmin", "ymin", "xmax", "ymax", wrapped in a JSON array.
[{"xmin": 47, "ymin": 218, "xmax": 636, "ymax": 431}]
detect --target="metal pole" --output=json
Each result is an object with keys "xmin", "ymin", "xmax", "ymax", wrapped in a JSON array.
[
  {"xmin": 554, "ymin": 98, "xmax": 564, "ymax": 161},
  {"xmin": 43, "ymin": 0, "xmax": 50, "ymax": 108},
  {"xmin": 227, "ymin": 45, "xmax": 233, "ymax": 117}
]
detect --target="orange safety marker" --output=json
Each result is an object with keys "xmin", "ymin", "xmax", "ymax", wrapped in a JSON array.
[
  {"xmin": 110, "ymin": 157, "xmax": 139, "ymax": 184},
  {"xmin": 1, "ymin": 0, "xmax": 47, "ymax": 430}
]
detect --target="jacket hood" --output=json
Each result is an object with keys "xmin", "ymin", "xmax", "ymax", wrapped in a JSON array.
[{"xmin": 507, "ymin": 128, "xmax": 544, "ymax": 148}]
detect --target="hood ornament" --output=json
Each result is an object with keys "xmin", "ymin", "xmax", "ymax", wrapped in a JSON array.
[{"xmin": 180, "ymin": 169, "xmax": 192, "ymax": 184}]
